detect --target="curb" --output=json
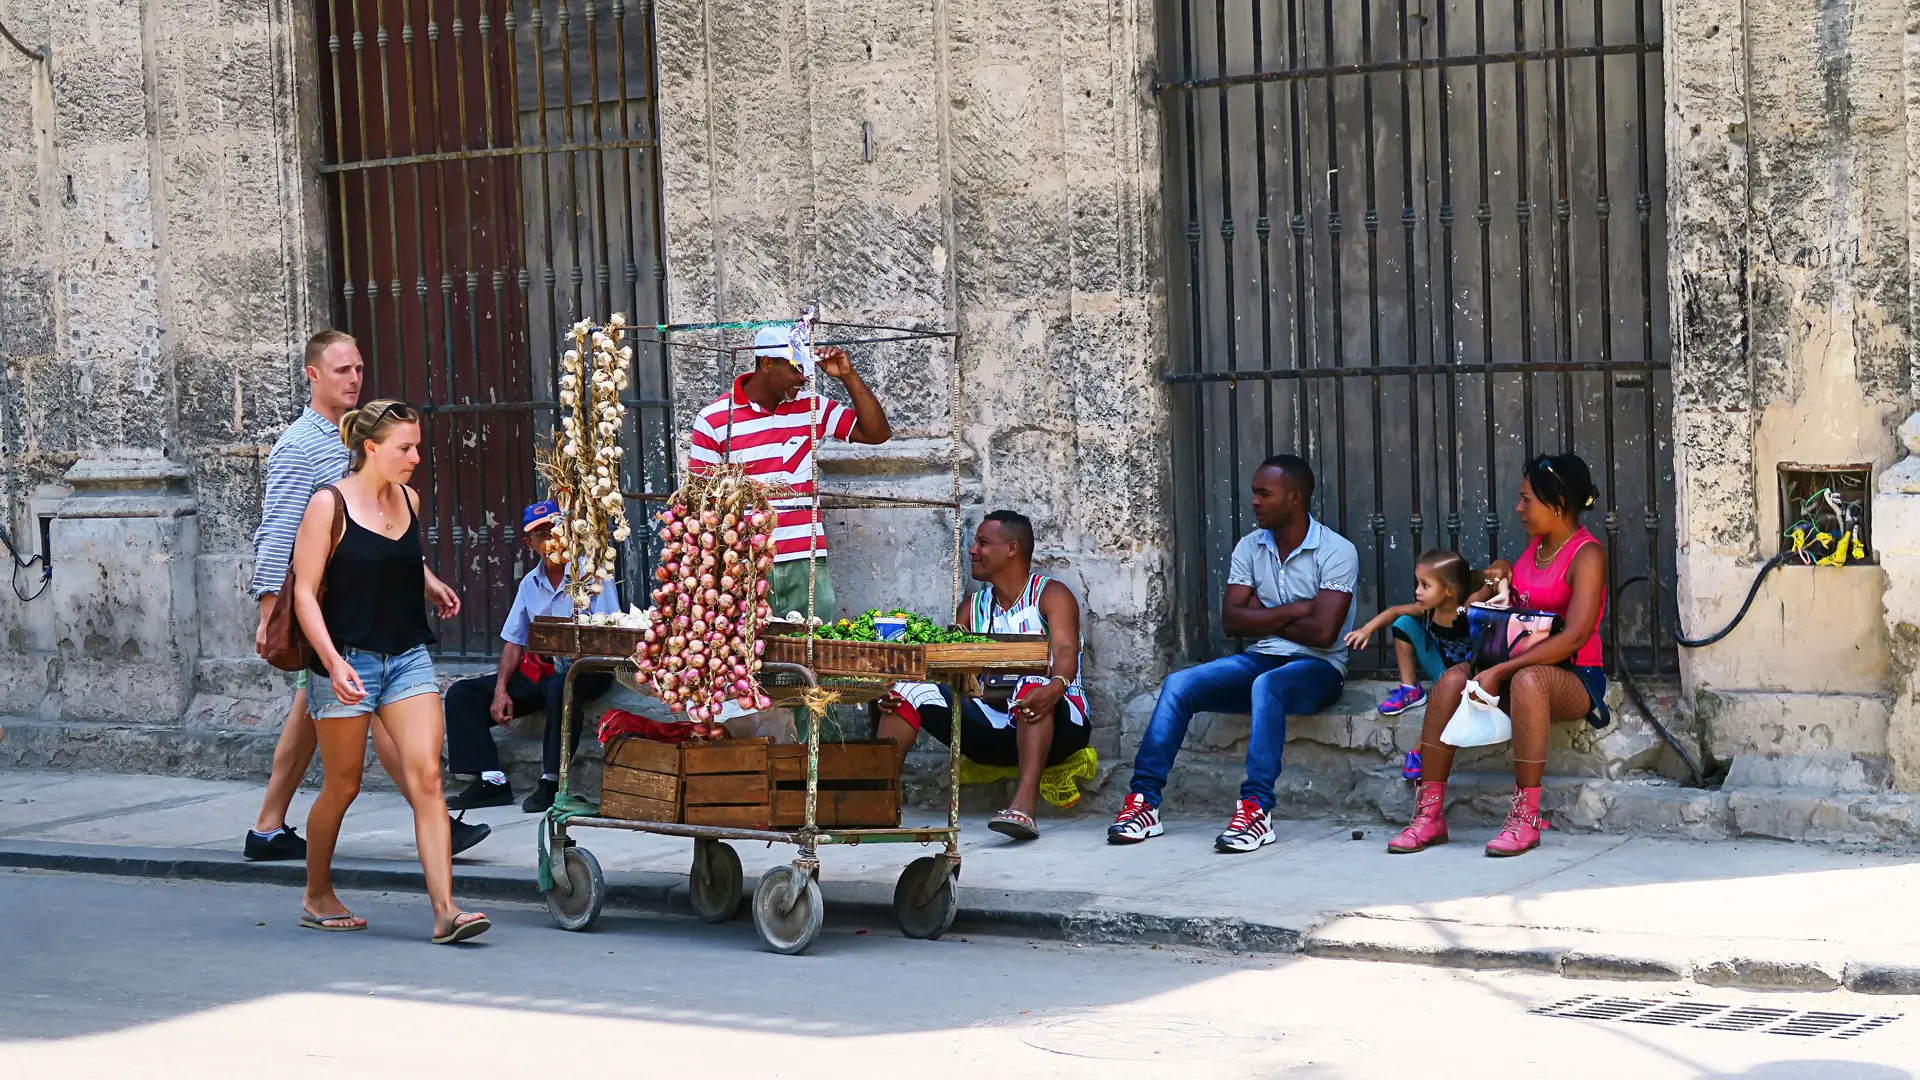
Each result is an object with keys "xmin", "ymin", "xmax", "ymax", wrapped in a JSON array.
[
  {"xmin": 3, "ymin": 842, "xmax": 1909, "ymax": 993},
  {"xmin": 0, "ymin": 841, "xmax": 1295, "ymax": 953}
]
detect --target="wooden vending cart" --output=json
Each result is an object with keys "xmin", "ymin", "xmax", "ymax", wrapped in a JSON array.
[
  {"xmin": 529, "ymin": 617, "xmax": 1047, "ymax": 954},
  {"xmin": 530, "ymin": 312, "xmax": 1042, "ymax": 954}
]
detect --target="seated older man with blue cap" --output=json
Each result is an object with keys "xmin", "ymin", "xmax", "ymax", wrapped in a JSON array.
[{"xmin": 444, "ymin": 499, "xmax": 622, "ymax": 813}]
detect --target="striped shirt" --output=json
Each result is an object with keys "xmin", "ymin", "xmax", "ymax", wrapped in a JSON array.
[
  {"xmin": 688, "ymin": 375, "xmax": 856, "ymax": 561},
  {"xmin": 249, "ymin": 406, "xmax": 350, "ymax": 598}
]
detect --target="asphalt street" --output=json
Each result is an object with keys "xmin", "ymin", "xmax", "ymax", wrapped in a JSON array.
[{"xmin": 1, "ymin": 866, "xmax": 1915, "ymax": 1079}]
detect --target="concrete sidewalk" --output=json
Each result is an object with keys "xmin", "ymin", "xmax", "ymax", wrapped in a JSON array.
[{"xmin": 4, "ymin": 768, "xmax": 1919, "ymax": 994}]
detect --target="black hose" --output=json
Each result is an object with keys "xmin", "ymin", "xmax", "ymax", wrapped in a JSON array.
[
  {"xmin": 1608, "ymin": 551, "xmax": 1789, "ymax": 787},
  {"xmin": 0, "ymin": 522, "xmax": 50, "ymax": 602},
  {"xmin": 1616, "ymin": 549, "xmax": 1792, "ymax": 650},
  {"xmin": 1612, "ymin": 660, "xmax": 1704, "ymax": 786}
]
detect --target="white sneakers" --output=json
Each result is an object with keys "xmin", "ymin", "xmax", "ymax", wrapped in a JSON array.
[
  {"xmin": 1108, "ymin": 793, "xmax": 1277, "ymax": 854},
  {"xmin": 1106, "ymin": 793, "xmax": 1163, "ymax": 844},
  {"xmin": 1214, "ymin": 798, "xmax": 1275, "ymax": 853}
]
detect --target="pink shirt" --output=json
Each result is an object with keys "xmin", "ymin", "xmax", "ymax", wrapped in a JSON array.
[{"xmin": 1511, "ymin": 527, "xmax": 1605, "ymax": 669}]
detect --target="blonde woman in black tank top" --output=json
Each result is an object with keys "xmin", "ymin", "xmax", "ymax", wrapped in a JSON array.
[{"xmin": 288, "ymin": 400, "xmax": 490, "ymax": 944}]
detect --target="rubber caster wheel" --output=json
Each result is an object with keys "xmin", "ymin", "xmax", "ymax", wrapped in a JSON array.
[
  {"xmin": 893, "ymin": 855, "xmax": 959, "ymax": 940},
  {"xmin": 689, "ymin": 839, "xmax": 743, "ymax": 924},
  {"xmin": 752, "ymin": 865, "xmax": 824, "ymax": 955},
  {"xmin": 544, "ymin": 846, "xmax": 606, "ymax": 932}
]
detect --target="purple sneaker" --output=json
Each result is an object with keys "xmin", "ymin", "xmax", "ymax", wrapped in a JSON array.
[
  {"xmin": 1378, "ymin": 683, "xmax": 1427, "ymax": 716},
  {"xmin": 1402, "ymin": 750, "xmax": 1423, "ymax": 782}
]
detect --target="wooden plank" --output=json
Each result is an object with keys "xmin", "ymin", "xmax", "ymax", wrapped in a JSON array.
[
  {"xmin": 684, "ymin": 772, "xmax": 770, "ymax": 806},
  {"xmin": 769, "ymin": 741, "xmax": 899, "ymax": 783},
  {"xmin": 922, "ymin": 639, "xmax": 1050, "ymax": 667},
  {"xmin": 602, "ymin": 765, "xmax": 680, "ymax": 804},
  {"xmin": 685, "ymin": 803, "xmax": 772, "ymax": 829},
  {"xmin": 760, "ymin": 636, "xmax": 929, "ymax": 679},
  {"xmin": 526, "ymin": 617, "xmax": 579, "ymax": 656},
  {"xmin": 600, "ymin": 789, "xmax": 680, "ymax": 823},
  {"xmin": 684, "ymin": 740, "xmax": 770, "ymax": 775},
  {"xmin": 604, "ymin": 737, "xmax": 682, "ymax": 775},
  {"xmin": 772, "ymin": 789, "xmax": 899, "ymax": 828}
]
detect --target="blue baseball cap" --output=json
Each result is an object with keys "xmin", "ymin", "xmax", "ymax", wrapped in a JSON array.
[{"xmin": 523, "ymin": 500, "xmax": 563, "ymax": 533}]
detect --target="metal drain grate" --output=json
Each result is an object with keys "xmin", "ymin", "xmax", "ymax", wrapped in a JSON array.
[{"xmin": 1531, "ymin": 996, "xmax": 1902, "ymax": 1040}]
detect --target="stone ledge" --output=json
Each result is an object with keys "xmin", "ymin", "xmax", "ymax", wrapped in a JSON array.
[{"xmin": 1122, "ymin": 677, "xmax": 1695, "ymax": 784}]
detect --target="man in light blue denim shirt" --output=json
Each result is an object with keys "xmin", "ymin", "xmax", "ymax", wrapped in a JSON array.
[{"xmin": 1111, "ymin": 455, "xmax": 1357, "ymax": 853}]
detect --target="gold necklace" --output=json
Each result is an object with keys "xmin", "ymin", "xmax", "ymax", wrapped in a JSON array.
[{"xmin": 1534, "ymin": 533, "xmax": 1571, "ymax": 567}]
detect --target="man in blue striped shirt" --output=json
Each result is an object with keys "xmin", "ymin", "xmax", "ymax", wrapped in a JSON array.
[{"xmin": 243, "ymin": 330, "xmax": 487, "ymax": 860}]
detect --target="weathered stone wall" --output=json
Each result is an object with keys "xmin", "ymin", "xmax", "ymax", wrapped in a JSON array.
[
  {"xmin": 652, "ymin": 0, "xmax": 1169, "ymax": 748},
  {"xmin": 7, "ymin": 0, "xmax": 1920, "ymax": 813},
  {"xmin": 1667, "ymin": 0, "xmax": 1913, "ymax": 781},
  {"xmin": 0, "ymin": 0, "xmax": 323, "ymax": 726}
]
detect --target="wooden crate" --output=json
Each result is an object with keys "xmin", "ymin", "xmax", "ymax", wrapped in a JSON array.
[
  {"xmin": 770, "ymin": 741, "xmax": 900, "ymax": 828},
  {"xmin": 683, "ymin": 739, "xmax": 777, "ymax": 828},
  {"xmin": 599, "ymin": 736, "xmax": 684, "ymax": 823},
  {"xmin": 676, "ymin": 739, "xmax": 902, "ymax": 829},
  {"xmin": 527, "ymin": 616, "xmax": 645, "ymax": 659}
]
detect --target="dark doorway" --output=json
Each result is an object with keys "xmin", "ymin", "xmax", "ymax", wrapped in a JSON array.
[{"xmin": 314, "ymin": 0, "xmax": 673, "ymax": 655}]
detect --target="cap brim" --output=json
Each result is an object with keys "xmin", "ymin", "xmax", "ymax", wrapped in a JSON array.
[{"xmin": 523, "ymin": 514, "xmax": 563, "ymax": 533}]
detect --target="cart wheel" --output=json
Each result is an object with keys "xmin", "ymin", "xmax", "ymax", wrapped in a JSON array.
[
  {"xmin": 689, "ymin": 839, "xmax": 743, "ymax": 924},
  {"xmin": 545, "ymin": 846, "xmax": 606, "ymax": 932},
  {"xmin": 893, "ymin": 856, "xmax": 959, "ymax": 941},
  {"xmin": 752, "ymin": 865, "xmax": 824, "ymax": 955}
]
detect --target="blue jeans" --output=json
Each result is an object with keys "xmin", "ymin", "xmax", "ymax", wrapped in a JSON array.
[
  {"xmin": 1128, "ymin": 652, "xmax": 1345, "ymax": 811},
  {"xmin": 307, "ymin": 645, "xmax": 439, "ymax": 719}
]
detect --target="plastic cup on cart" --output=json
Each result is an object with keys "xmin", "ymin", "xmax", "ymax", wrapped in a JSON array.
[{"xmin": 874, "ymin": 615, "xmax": 909, "ymax": 641}]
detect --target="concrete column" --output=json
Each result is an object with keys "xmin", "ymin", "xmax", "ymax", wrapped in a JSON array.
[
  {"xmin": 1876, "ymin": 415, "xmax": 1920, "ymax": 792},
  {"xmin": 48, "ymin": 455, "xmax": 199, "ymax": 721},
  {"xmin": 1668, "ymin": 0, "xmax": 1911, "ymax": 774}
]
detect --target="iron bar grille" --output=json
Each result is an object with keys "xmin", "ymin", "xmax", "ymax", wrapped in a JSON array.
[
  {"xmin": 1158, "ymin": 0, "xmax": 1673, "ymax": 677},
  {"xmin": 315, "ymin": 0, "xmax": 673, "ymax": 657}
]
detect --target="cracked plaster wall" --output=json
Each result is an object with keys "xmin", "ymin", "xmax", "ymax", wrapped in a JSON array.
[
  {"xmin": 0, "ymin": 0, "xmax": 326, "ymax": 719},
  {"xmin": 1669, "ymin": 0, "xmax": 1915, "ymax": 779},
  {"xmin": 652, "ymin": 0, "xmax": 1170, "ymax": 747}
]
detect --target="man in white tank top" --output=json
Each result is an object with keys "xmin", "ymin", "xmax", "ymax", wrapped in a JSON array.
[{"xmin": 877, "ymin": 511, "xmax": 1090, "ymax": 840}]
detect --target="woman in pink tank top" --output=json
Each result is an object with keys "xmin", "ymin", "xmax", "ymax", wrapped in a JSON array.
[{"xmin": 1389, "ymin": 453, "xmax": 1608, "ymax": 859}]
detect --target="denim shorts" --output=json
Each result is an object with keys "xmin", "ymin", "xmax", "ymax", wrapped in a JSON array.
[{"xmin": 307, "ymin": 645, "xmax": 439, "ymax": 718}]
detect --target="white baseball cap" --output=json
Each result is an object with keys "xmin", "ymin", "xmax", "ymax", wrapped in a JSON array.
[{"xmin": 752, "ymin": 325, "xmax": 814, "ymax": 377}]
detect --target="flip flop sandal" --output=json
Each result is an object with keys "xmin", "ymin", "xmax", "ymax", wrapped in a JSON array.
[
  {"xmin": 300, "ymin": 909, "xmax": 367, "ymax": 932},
  {"xmin": 987, "ymin": 808, "xmax": 1039, "ymax": 841},
  {"xmin": 431, "ymin": 912, "xmax": 492, "ymax": 945}
]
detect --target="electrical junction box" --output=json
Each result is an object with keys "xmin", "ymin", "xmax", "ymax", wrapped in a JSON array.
[{"xmin": 1778, "ymin": 465, "xmax": 1872, "ymax": 565}]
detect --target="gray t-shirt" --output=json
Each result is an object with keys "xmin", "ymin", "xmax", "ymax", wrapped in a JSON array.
[{"xmin": 1226, "ymin": 518, "xmax": 1361, "ymax": 675}]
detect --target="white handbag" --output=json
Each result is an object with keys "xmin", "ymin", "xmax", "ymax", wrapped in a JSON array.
[{"xmin": 1439, "ymin": 679, "xmax": 1513, "ymax": 747}]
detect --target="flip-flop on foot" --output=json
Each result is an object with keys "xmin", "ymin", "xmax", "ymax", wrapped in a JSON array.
[
  {"xmin": 432, "ymin": 911, "xmax": 491, "ymax": 945},
  {"xmin": 987, "ymin": 808, "xmax": 1039, "ymax": 841},
  {"xmin": 300, "ymin": 909, "xmax": 366, "ymax": 932}
]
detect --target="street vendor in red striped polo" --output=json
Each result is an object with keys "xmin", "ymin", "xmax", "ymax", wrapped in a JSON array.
[{"xmin": 687, "ymin": 325, "xmax": 893, "ymax": 622}]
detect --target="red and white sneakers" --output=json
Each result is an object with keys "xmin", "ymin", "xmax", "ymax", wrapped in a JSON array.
[
  {"xmin": 1106, "ymin": 793, "xmax": 1164, "ymax": 844},
  {"xmin": 1214, "ymin": 797, "xmax": 1275, "ymax": 853}
]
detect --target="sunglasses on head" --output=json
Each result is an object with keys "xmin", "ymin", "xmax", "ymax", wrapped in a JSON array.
[{"xmin": 368, "ymin": 401, "xmax": 419, "ymax": 424}]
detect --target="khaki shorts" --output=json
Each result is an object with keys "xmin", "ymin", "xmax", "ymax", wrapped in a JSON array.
[{"xmin": 767, "ymin": 558, "xmax": 835, "ymax": 622}]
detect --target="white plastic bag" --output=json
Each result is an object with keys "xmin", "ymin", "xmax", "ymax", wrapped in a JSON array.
[{"xmin": 1439, "ymin": 679, "xmax": 1512, "ymax": 747}]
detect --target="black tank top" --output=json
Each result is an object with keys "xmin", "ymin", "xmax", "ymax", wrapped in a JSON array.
[{"xmin": 310, "ymin": 485, "xmax": 435, "ymax": 672}]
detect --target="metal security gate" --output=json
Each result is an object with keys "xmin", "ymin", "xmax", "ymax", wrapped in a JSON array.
[
  {"xmin": 1158, "ymin": 0, "xmax": 1674, "ymax": 676},
  {"xmin": 314, "ymin": 0, "xmax": 673, "ymax": 656}
]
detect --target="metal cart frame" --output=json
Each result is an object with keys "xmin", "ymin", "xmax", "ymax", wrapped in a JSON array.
[
  {"xmin": 541, "ymin": 653, "xmax": 1007, "ymax": 953},
  {"xmin": 537, "ymin": 312, "xmax": 1005, "ymax": 953}
]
